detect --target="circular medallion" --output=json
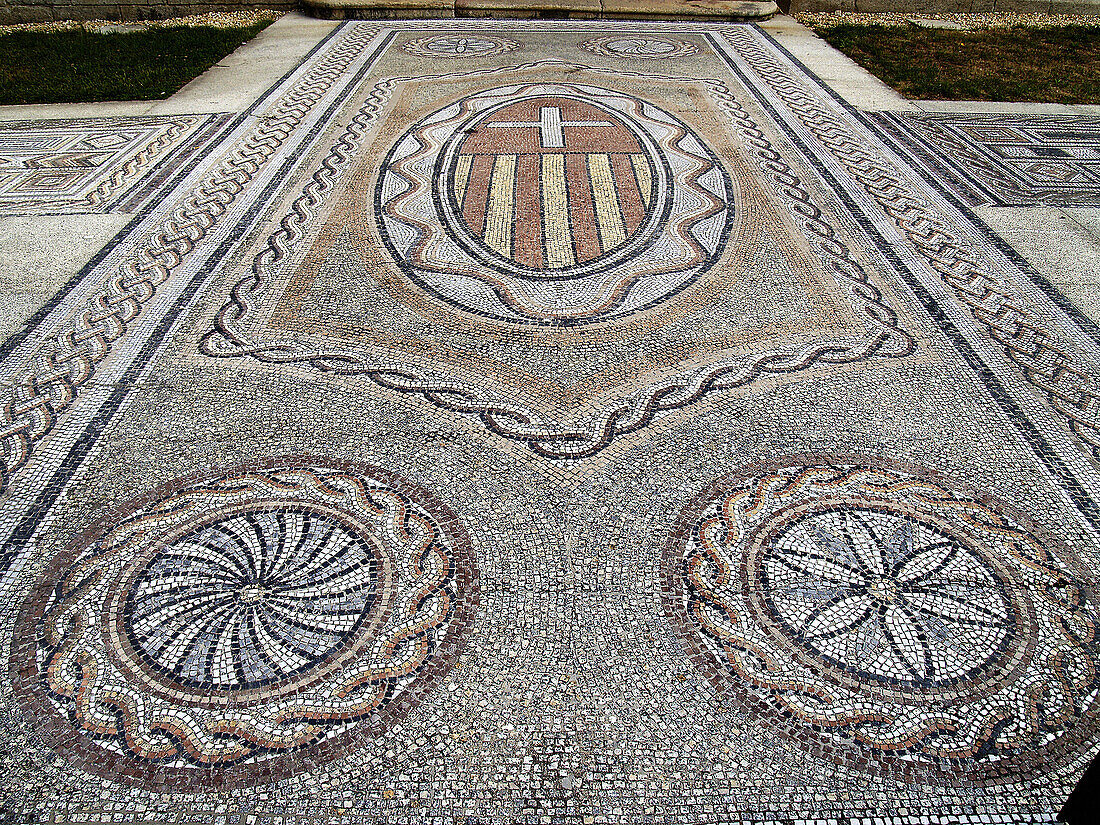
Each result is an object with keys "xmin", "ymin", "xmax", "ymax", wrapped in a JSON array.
[
  {"xmin": 376, "ymin": 83, "xmax": 734, "ymax": 325},
  {"xmin": 752, "ymin": 505, "xmax": 1020, "ymax": 695},
  {"xmin": 120, "ymin": 508, "xmax": 383, "ymax": 695},
  {"xmin": 581, "ymin": 36, "xmax": 698, "ymax": 59},
  {"xmin": 663, "ymin": 461, "xmax": 1100, "ymax": 781},
  {"xmin": 402, "ymin": 35, "xmax": 519, "ymax": 58},
  {"xmin": 11, "ymin": 463, "xmax": 478, "ymax": 787}
]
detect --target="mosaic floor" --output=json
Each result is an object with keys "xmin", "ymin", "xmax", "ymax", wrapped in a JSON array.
[{"xmin": 1, "ymin": 18, "xmax": 1099, "ymax": 824}]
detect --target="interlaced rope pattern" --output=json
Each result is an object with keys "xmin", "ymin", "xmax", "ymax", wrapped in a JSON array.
[
  {"xmin": 724, "ymin": 29, "xmax": 1100, "ymax": 460},
  {"xmin": 203, "ymin": 60, "xmax": 913, "ymax": 460},
  {"xmin": 0, "ymin": 28, "xmax": 382, "ymax": 493},
  {"xmin": 85, "ymin": 119, "xmax": 196, "ymax": 208}
]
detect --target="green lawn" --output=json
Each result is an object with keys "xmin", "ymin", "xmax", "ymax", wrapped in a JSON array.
[
  {"xmin": 808, "ymin": 23, "xmax": 1100, "ymax": 104},
  {"xmin": 0, "ymin": 20, "xmax": 274, "ymax": 105}
]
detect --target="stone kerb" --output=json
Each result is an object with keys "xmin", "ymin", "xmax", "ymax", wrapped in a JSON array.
[
  {"xmin": 0, "ymin": 0, "xmax": 780, "ymax": 23},
  {"xmin": 303, "ymin": 0, "xmax": 779, "ymax": 20}
]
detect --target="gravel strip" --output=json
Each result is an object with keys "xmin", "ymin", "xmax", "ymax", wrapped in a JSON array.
[
  {"xmin": 0, "ymin": 10, "xmax": 281, "ymax": 35},
  {"xmin": 795, "ymin": 11, "xmax": 1100, "ymax": 29}
]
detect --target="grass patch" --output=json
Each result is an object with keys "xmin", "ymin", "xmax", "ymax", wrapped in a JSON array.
[
  {"xmin": 0, "ymin": 20, "xmax": 274, "ymax": 105},
  {"xmin": 809, "ymin": 23, "xmax": 1100, "ymax": 103}
]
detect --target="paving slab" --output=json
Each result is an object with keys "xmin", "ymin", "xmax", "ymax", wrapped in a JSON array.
[
  {"xmin": 762, "ymin": 13, "xmax": 914, "ymax": 110},
  {"xmin": 0, "ymin": 12, "xmax": 339, "ymax": 120},
  {"xmin": 0, "ymin": 214, "xmax": 132, "ymax": 341},
  {"xmin": 976, "ymin": 206, "xmax": 1100, "ymax": 327},
  {"xmin": 158, "ymin": 12, "xmax": 341, "ymax": 113},
  {"xmin": 0, "ymin": 13, "xmax": 1099, "ymax": 825}
]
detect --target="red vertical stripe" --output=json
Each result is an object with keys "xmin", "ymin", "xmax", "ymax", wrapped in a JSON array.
[
  {"xmin": 564, "ymin": 153, "xmax": 601, "ymax": 264},
  {"xmin": 461, "ymin": 154, "xmax": 495, "ymax": 240},
  {"xmin": 610, "ymin": 153, "xmax": 647, "ymax": 236},
  {"xmin": 512, "ymin": 154, "xmax": 543, "ymax": 268}
]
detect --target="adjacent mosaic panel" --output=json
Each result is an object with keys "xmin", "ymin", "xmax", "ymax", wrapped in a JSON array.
[
  {"xmin": 664, "ymin": 462, "xmax": 1100, "ymax": 782},
  {"xmin": 10, "ymin": 463, "xmax": 478, "ymax": 788},
  {"xmin": 0, "ymin": 115, "xmax": 229, "ymax": 215},
  {"xmin": 873, "ymin": 112, "xmax": 1100, "ymax": 206}
]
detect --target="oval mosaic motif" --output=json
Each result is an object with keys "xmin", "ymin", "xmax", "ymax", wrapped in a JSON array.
[
  {"xmin": 10, "ymin": 463, "xmax": 478, "ymax": 788},
  {"xmin": 402, "ymin": 35, "xmax": 519, "ymax": 58},
  {"xmin": 663, "ymin": 462, "xmax": 1100, "ymax": 782},
  {"xmin": 580, "ymin": 36, "xmax": 698, "ymax": 59},
  {"xmin": 376, "ymin": 83, "xmax": 734, "ymax": 325}
]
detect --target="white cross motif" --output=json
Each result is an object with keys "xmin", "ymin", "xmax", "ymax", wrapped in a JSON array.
[{"xmin": 486, "ymin": 105, "xmax": 613, "ymax": 148}]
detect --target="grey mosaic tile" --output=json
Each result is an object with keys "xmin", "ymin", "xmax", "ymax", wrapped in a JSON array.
[
  {"xmin": 870, "ymin": 112, "xmax": 1100, "ymax": 207},
  {"xmin": 0, "ymin": 18, "xmax": 1096, "ymax": 824}
]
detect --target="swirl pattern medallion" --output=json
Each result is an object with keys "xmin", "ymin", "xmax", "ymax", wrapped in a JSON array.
[
  {"xmin": 124, "ymin": 509, "xmax": 381, "ymax": 691},
  {"xmin": 664, "ymin": 462, "xmax": 1100, "ymax": 781},
  {"xmin": 11, "ymin": 463, "xmax": 478, "ymax": 787}
]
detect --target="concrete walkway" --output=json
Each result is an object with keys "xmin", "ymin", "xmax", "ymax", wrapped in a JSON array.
[{"xmin": 1, "ymin": 13, "xmax": 1099, "ymax": 822}]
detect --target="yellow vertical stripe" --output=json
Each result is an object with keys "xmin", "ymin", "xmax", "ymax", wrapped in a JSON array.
[
  {"xmin": 630, "ymin": 154, "xmax": 651, "ymax": 208},
  {"xmin": 541, "ymin": 154, "xmax": 574, "ymax": 268},
  {"xmin": 588, "ymin": 153, "xmax": 626, "ymax": 250},
  {"xmin": 454, "ymin": 155, "xmax": 473, "ymax": 207},
  {"xmin": 483, "ymin": 154, "xmax": 516, "ymax": 258}
]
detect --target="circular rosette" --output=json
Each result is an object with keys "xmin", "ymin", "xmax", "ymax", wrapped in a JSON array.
[
  {"xmin": 402, "ymin": 35, "xmax": 519, "ymax": 58},
  {"xmin": 664, "ymin": 462, "xmax": 1100, "ymax": 781},
  {"xmin": 580, "ymin": 36, "xmax": 698, "ymax": 59},
  {"xmin": 12, "ymin": 464, "xmax": 477, "ymax": 787}
]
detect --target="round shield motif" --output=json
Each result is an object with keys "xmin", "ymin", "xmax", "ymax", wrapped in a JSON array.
[
  {"xmin": 11, "ymin": 463, "xmax": 478, "ymax": 787},
  {"xmin": 580, "ymin": 36, "xmax": 698, "ymax": 59},
  {"xmin": 402, "ymin": 35, "xmax": 519, "ymax": 58},
  {"xmin": 664, "ymin": 462, "xmax": 1100, "ymax": 781},
  {"xmin": 376, "ymin": 83, "xmax": 734, "ymax": 325}
]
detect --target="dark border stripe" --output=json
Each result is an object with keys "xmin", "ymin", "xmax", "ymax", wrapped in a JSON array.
[
  {"xmin": 751, "ymin": 24, "xmax": 1100, "ymax": 349},
  {"xmin": 709, "ymin": 30, "xmax": 1100, "ymax": 532},
  {"xmin": 117, "ymin": 114, "xmax": 234, "ymax": 214},
  {"xmin": 0, "ymin": 22, "xmax": 348, "ymax": 364},
  {"xmin": 870, "ymin": 112, "xmax": 1011, "ymax": 207},
  {"xmin": 0, "ymin": 25, "xmax": 394, "ymax": 575}
]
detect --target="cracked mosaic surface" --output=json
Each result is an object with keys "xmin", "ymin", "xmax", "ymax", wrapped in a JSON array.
[{"xmin": 1, "ymin": 17, "xmax": 1099, "ymax": 824}]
